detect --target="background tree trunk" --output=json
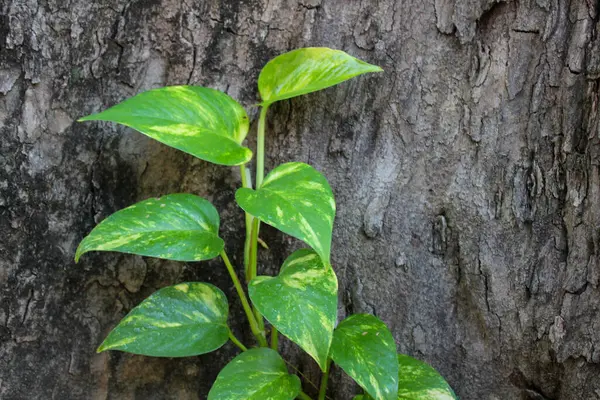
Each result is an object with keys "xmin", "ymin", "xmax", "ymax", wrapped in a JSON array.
[{"xmin": 2, "ymin": 0, "xmax": 600, "ymax": 399}]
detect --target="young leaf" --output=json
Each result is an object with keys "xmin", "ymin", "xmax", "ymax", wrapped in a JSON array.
[
  {"xmin": 258, "ymin": 47, "xmax": 383, "ymax": 105},
  {"xmin": 235, "ymin": 162, "xmax": 335, "ymax": 263},
  {"xmin": 249, "ymin": 249, "xmax": 338, "ymax": 370},
  {"xmin": 208, "ymin": 348, "xmax": 301, "ymax": 400},
  {"xmin": 98, "ymin": 282, "xmax": 229, "ymax": 357},
  {"xmin": 397, "ymin": 354, "xmax": 457, "ymax": 399},
  {"xmin": 75, "ymin": 194, "xmax": 224, "ymax": 262},
  {"xmin": 330, "ymin": 314, "xmax": 399, "ymax": 400},
  {"xmin": 79, "ymin": 86, "xmax": 252, "ymax": 166}
]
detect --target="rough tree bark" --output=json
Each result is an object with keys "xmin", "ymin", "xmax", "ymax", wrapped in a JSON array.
[{"xmin": 1, "ymin": 0, "xmax": 600, "ymax": 399}]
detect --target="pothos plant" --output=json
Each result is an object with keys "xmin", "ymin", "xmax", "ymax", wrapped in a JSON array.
[{"xmin": 76, "ymin": 47, "xmax": 458, "ymax": 400}]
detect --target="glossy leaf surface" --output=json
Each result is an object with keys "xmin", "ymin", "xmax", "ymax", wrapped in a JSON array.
[
  {"xmin": 79, "ymin": 86, "xmax": 251, "ymax": 166},
  {"xmin": 258, "ymin": 47, "xmax": 382, "ymax": 105},
  {"xmin": 98, "ymin": 282, "xmax": 229, "ymax": 357},
  {"xmin": 249, "ymin": 249, "xmax": 337, "ymax": 370},
  {"xmin": 235, "ymin": 162, "xmax": 335, "ymax": 262},
  {"xmin": 397, "ymin": 354, "xmax": 457, "ymax": 399},
  {"xmin": 208, "ymin": 348, "xmax": 301, "ymax": 400},
  {"xmin": 331, "ymin": 314, "xmax": 399, "ymax": 400},
  {"xmin": 76, "ymin": 194, "xmax": 223, "ymax": 262}
]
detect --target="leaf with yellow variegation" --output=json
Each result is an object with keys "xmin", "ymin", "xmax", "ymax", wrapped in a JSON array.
[
  {"xmin": 75, "ymin": 194, "xmax": 223, "ymax": 262},
  {"xmin": 235, "ymin": 162, "xmax": 335, "ymax": 263},
  {"xmin": 249, "ymin": 249, "xmax": 337, "ymax": 370},
  {"xmin": 98, "ymin": 282, "xmax": 229, "ymax": 357},
  {"xmin": 259, "ymin": 47, "xmax": 382, "ymax": 105},
  {"xmin": 79, "ymin": 86, "xmax": 251, "ymax": 166},
  {"xmin": 331, "ymin": 314, "xmax": 399, "ymax": 400},
  {"xmin": 208, "ymin": 348, "xmax": 301, "ymax": 400}
]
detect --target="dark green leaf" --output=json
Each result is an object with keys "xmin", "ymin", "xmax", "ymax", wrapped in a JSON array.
[
  {"xmin": 208, "ymin": 348, "xmax": 301, "ymax": 400},
  {"xmin": 98, "ymin": 282, "xmax": 229, "ymax": 357},
  {"xmin": 258, "ymin": 47, "xmax": 383, "ymax": 105},
  {"xmin": 235, "ymin": 162, "xmax": 335, "ymax": 263},
  {"xmin": 249, "ymin": 249, "xmax": 337, "ymax": 370},
  {"xmin": 79, "ymin": 86, "xmax": 251, "ymax": 166},
  {"xmin": 75, "ymin": 194, "xmax": 224, "ymax": 262},
  {"xmin": 331, "ymin": 314, "xmax": 399, "ymax": 400},
  {"xmin": 397, "ymin": 354, "xmax": 458, "ymax": 399}
]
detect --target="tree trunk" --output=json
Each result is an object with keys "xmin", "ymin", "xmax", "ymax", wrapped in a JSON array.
[{"xmin": 2, "ymin": 0, "xmax": 599, "ymax": 399}]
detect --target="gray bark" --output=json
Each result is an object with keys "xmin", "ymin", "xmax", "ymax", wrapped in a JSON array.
[{"xmin": 1, "ymin": 0, "xmax": 600, "ymax": 399}]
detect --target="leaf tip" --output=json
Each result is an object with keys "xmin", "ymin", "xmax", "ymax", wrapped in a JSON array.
[
  {"xmin": 74, "ymin": 244, "xmax": 85, "ymax": 263},
  {"xmin": 239, "ymin": 148, "xmax": 254, "ymax": 165},
  {"xmin": 361, "ymin": 63, "xmax": 384, "ymax": 74},
  {"xmin": 77, "ymin": 114, "xmax": 96, "ymax": 122}
]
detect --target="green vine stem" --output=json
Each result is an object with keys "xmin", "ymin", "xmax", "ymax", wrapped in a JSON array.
[
  {"xmin": 297, "ymin": 391, "xmax": 313, "ymax": 400},
  {"xmin": 247, "ymin": 217, "xmax": 265, "ymax": 335},
  {"xmin": 246, "ymin": 105, "xmax": 271, "ymax": 337},
  {"xmin": 256, "ymin": 105, "xmax": 270, "ymax": 188},
  {"xmin": 227, "ymin": 328, "xmax": 248, "ymax": 351},
  {"xmin": 239, "ymin": 165, "xmax": 253, "ymax": 279},
  {"xmin": 247, "ymin": 105, "xmax": 269, "ymax": 281},
  {"xmin": 248, "ymin": 217, "xmax": 260, "ymax": 282},
  {"xmin": 220, "ymin": 250, "xmax": 267, "ymax": 347},
  {"xmin": 318, "ymin": 358, "xmax": 332, "ymax": 400}
]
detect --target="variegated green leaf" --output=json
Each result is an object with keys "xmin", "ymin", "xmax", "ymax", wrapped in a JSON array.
[
  {"xmin": 331, "ymin": 314, "xmax": 399, "ymax": 400},
  {"xmin": 258, "ymin": 47, "xmax": 383, "ymax": 105},
  {"xmin": 75, "ymin": 194, "xmax": 223, "ymax": 262},
  {"xmin": 79, "ymin": 86, "xmax": 251, "ymax": 166},
  {"xmin": 249, "ymin": 249, "xmax": 337, "ymax": 370},
  {"xmin": 208, "ymin": 348, "xmax": 301, "ymax": 400},
  {"xmin": 235, "ymin": 162, "xmax": 335, "ymax": 263},
  {"xmin": 397, "ymin": 354, "xmax": 457, "ymax": 399},
  {"xmin": 98, "ymin": 282, "xmax": 229, "ymax": 357}
]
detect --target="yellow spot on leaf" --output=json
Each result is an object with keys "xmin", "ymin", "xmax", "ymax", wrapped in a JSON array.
[{"xmin": 174, "ymin": 283, "xmax": 190, "ymax": 293}]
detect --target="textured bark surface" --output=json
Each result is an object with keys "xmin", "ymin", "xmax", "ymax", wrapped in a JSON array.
[{"xmin": 2, "ymin": 0, "xmax": 600, "ymax": 399}]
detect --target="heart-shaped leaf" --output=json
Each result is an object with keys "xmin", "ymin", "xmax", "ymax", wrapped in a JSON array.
[
  {"xmin": 235, "ymin": 162, "xmax": 335, "ymax": 263},
  {"xmin": 208, "ymin": 348, "xmax": 301, "ymax": 400},
  {"xmin": 249, "ymin": 249, "xmax": 337, "ymax": 370},
  {"xmin": 75, "ymin": 194, "xmax": 224, "ymax": 262},
  {"xmin": 98, "ymin": 282, "xmax": 229, "ymax": 357},
  {"xmin": 79, "ymin": 86, "xmax": 252, "ymax": 166},
  {"xmin": 258, "ymin": 47, "xmax": 383, "ymax": 105},
  {"xmin": 397, "ymin": 354, "xmax": 457, "ymax": 399},
  {"xmin": 331, "ymin": 314, "xmax": 399, "ymax": 400}
]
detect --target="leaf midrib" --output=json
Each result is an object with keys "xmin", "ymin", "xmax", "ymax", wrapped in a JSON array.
[
  {"xmin": 263, "ymin": 73, "xmax": 364, "ymax": 104},
  {"xmin": 111, "ymin": 116, "xmax": 241, "ymax": 142},
  {"xmin": 257, "ymin": 186, "xmax": 321, "ymax": 242},
  {"xmin": 247, "ymin": 373, "xmax": 295, "ymax": 399},
  {"xmin": 94, "ymin": 228, "xmax": 219, "ymax": 237},
  {"xmin": 332, "ymin": 335, "xmax": 397, "ymax": 400},
  {"xmin": 123, "ymin": 320, "xmax": 228, "ymax": 330},
  {"xmin": 251, "ymin": 269, "xmax": 335, "ymax": 369}
]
